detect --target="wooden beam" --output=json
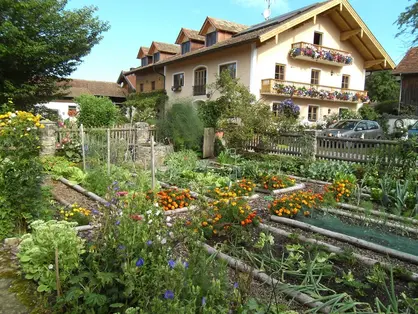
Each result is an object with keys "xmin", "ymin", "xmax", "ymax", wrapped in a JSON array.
[
  {"xmin": 259, "ymin": 0, "xmax": 341, "ymax": 42},
  {"xmin": 313, "ymin": 15, "xmax": 317, "ymax": 24},
  {"xmin": 340, "ymin": 28, "xmax": 362, "ymax": 41},
  {"xmin": 360, "ymin": 28, "xmax": 364, "ymax": 38},
  {"xmin": 364, "ymin": 59, "xmax": 385, "ymax": 68},
  {"xmin": 340, "ymin": 2, "xmax": 343, "ymax": 11}
]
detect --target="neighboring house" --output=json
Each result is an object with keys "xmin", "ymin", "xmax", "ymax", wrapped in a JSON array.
[
  {"xmin": 42, "ymin": 79, "xmax": 127, "ymax": 120},
  {"xmin": 393, "ymin": 47, "xmax": 418, "ymax": 113},
  {"xmin": 124, "ymin": 0, "xmax": 394, "ymax": 124},
  {"xmin": 117, "ymin": 71, "xmax": 137, "ymax": 94}
]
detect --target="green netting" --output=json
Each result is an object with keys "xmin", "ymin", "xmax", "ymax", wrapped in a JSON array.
[{"xmin": 296, "ymin": 212, "xmax": 418, "ymax": 257}]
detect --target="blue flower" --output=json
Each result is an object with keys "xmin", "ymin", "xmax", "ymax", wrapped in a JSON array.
[
  {"xmin": 168, "ymin": 259, "xmax": 176, "ymax": 269},
  {"xmin": 136, "ymin": 258, "xmax": 144, "ymax": 267},
  {"xmin": 118, "ymin": 245, "xmax": 125, "ymax": 250},
  {"xmin": 115, "ymin": 220, "xmax": 120, "ymax": 226},
  {"xmin": 202, "ymin": 296, "xmax": 207, "ymax": 306},
  {"xmin": 183, "ymin": 261, "xmax": 189, "ymax": 269},
  {"xmin": 233, "ymin": 282, "xmax": 238, "ymax": 289},
  {"xmin": 146, "ymin": 240, "xmax": 153, "ymax": 246},
  {"xmin": 164, "ymin": 290, "xmax": 174, "ymax": 299},
  {"xmin": 92, "ymin": 209, "xmax": 99, "ymax": 215}
]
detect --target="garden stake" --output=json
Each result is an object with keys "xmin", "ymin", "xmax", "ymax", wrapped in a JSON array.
[
  {"xmin": 55, "ymin": 247, "xmax": 62, "ymax": 297},
  {"xmin": 80, "ymin": 124, "xmax": 86, "ymax": 171},
  {"xmin": 107, "ymin": 128, "xmax": 111, "ymax": 176},
  {"xmin": 151, "ymin": 135, "xmax": 155, "ymax": 190}
]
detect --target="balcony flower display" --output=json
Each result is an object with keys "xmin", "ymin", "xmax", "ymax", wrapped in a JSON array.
[
  {"xmin": 273, "ymin": 83, "xmax": 369, "ymax": 103},
  {"xmin": 289, "ymin": 44, "xmax": 353, "ymax": 65}
]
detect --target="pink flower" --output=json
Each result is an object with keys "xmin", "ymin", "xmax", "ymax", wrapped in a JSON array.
[{"xmin": 116, "ymin": 191, "xmax": 129, "ymax": 197}]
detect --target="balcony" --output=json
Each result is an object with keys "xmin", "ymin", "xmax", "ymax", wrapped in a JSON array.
[
  {"xmin": 193, "ymin": 85, "xmax": 206, "ymax": 96},
  {"xmin": 289, "ymin": 42, "xmax": 353, "ymax": 67},
  {"xmin": 261, "ymin": 79, "xmax": 369, "ymax": 103}
]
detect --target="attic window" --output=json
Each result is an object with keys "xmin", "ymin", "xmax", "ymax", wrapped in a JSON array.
[
  {"xmin": 206, "ymin": 31, "xmax": 217, "ymax": 47},
  {"xmin": 141, "ymin": 57, "xmax": 148, "ymax": 67},
  {"xmin": 313, "ymin": 32, "xmax": 323, "ymax": 45},
  {"xmin": 153, "ymin": 52, "xmax": 160, "ymax": 63},
  {"xmin": 181, "ymin": 41, "xmax": 191, "ymax": 54}
]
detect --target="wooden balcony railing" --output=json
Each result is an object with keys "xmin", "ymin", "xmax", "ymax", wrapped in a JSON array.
[
  {"xmin": 261, "ymin": 79, "xmax": 369, "ymax": 103},
  {"xmin": 193, "ymin": 85, "xmax": 206, "ymax": 96},
  {"xmin": 290, "ymin": 42, "xmax": 353, "ymax": 66}
]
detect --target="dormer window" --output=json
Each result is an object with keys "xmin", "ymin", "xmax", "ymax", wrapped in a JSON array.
[
  {"xmin": 153, "ymin": 52, "xmax": 160, "ymax": 63},
  {"xmin": 141, "ymin": 57, "xmax": 148, "ymax": 67},
  {"xmin": 181, "ymin": 41, "xmax": 191, "ymax": 54},
  {"xmin": 206, "ymin": 31, "xmax": 217, "ymax": 47}
]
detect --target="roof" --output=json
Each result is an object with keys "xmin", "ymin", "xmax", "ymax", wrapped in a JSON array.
[
  {"xmin": 137, "ymin": 46, "xmax": 150, "ymax": 59},
  {"xmin": 127, "ymin": 0, "xmax": 395, "ymax": 74},
  {"xmin": 149, "ymin": 41, "xmax": 180, "ymax": 55},
  {"xmin": 117, "ymin": 71, "xmax": 136, "ymax": 91},
  {"xmin": 59, "ymin": 79, "xmax": 127, "ymax": 98},
  {"xmin": 175, "ymin": 28, "xmax": 205, "ymax": 44},
  {"xmin": 200, "ymin": 17, "xmax": 248, "ymax": 35},
  {"xmin": 393, "ymin": 47, "xmax": 418, "ymax": 75}
]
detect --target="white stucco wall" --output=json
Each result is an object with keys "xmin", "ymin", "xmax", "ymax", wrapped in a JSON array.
[
  {"xmin": 39, "ymin": 101, "xmax": 77, "ymax": 120},
  {"xmin": 255, "ymin": 15, "xmax": 366, "ymax": 95}
]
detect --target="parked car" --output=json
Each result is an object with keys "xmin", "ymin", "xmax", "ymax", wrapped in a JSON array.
[
  {"xmin": 322, "ymin": 119, "xmax": 384, "ymax": 139},
  {"xmin": 408, "ymin": 121, "xmax": 418, "ymax": 137}
]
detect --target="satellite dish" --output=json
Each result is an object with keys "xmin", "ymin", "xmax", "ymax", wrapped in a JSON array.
[{"xmin": 263, "ymin": 8, "xmax": 271, "ymax": 20}]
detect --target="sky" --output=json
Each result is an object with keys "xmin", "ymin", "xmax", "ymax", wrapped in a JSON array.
[{"xmin": 66, "ymin": 0, "xmax": 414, "ymax": 82}]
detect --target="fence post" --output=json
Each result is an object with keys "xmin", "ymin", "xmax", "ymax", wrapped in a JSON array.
[
  {"xmin": 150, "ymin": 135, "xmax": 156, "ymax": 190},
  {"xmin": 107, "ymin": 128, "xmax": 111, "ymax": 176},
  {"xmin": 203, "ymin": 128, "xmax": 215, "ymax": 158},
  {"xmin": 40, "ymin": 120, "xmax": 57, "ymax": 156},
  {"xmin": 313, "ymin": 130, "xmax": 318, "ymax": 160},
  {"xmin": 80, "ymin": 124, "xmax": 86, "ymax": 171}
]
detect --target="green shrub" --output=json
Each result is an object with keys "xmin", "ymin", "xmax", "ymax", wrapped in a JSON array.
[
  {"xmin": 0, "ymin": 111, "xmax": 46, "ymax": 239},
  {"xmin": 157, "ymin": 101, "xmax": 204, "ymax": 151},
  {"xmin": 76, "ymin": 94, "xmax": 120, "ymax": 127},
  {"xmin": 18, "ymin": 220, "xmax": 85, "ymax": 293},
  {"xmin": 301, "ymin": 160, "xmax": 356, "ymax": 182},
  {"xmin": 125, "ymin": 91, "xmax": 168, "ymax": 123}
]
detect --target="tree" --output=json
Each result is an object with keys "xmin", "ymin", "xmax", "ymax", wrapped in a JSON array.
[
  {"xmin": 208, "ymin": 71, "xmax": 277, "ymax": 148},
  {"xmin": 124, "ymin": 91, "xmax": 167, "ymax": 124},
  {"xmin": 365, "ymin": 71, "xmax": 400, "ymax": 102},
  {"xmin": 76, "ymin": 95, "xmax": 120, "ymax": 128},
  {"xmin": 0, "ymin": 0, "xmax": 109, "ymax": 108},
  {"xmin": 396, "ymin": 0, "xmax": 418, "ymax": 46}
]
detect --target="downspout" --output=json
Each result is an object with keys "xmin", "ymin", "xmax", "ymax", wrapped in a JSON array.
[{"xmin": 398, "ymin": 73, "xmax": 402, "ymax": 115}]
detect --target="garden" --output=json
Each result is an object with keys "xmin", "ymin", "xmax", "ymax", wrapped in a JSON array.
[{"xmin": 1, "ymin": 73, "xmax": 418, "ymax": 314}]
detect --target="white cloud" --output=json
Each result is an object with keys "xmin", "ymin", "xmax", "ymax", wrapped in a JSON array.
[{"xmin": 233, "ymin": 0, "xmax": 290, "ymax": 13}]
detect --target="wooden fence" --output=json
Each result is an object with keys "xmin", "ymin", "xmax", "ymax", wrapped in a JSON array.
[{"xmin": 244, "ymin": 133, "xmax": 401, "ymax": 163}]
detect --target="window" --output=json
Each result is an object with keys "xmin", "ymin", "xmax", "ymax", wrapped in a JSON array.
[
  {"xmin": 68, "ymin": 105, "xmax": 77, "ymax": 117},
  {"xmin": 153, "ymin": 52, "xmax": 160, "ymax": 63},
  {"xmin": 356, "ymin": 121, "xmax": 368, "ymax": 130},
  {"xmin": 313, "ymin": 32, "xmax": 323, "ymax": 45},
  {"xmin": 139, "ymin": 83, "xmax": 144, "ymax": 92},
  {"xmin": 272, "ymin": 103, "xmax": 281, "ymax": 116},
  {"xmin": 181, "ymin": 41, "xmax": 191, "ymax": 54},
  {"xmin": 368, "ymin": 121, "xmax": 379, "ymax": 130},
  {"xmin": 219, "ymin": 62, "xmax": 237, "ymax": 79},
  {"xmin": 151, "ymin": 81, "xmax": 156, "ymax": 91},
  {"xmin": 311, "ymin": 70, "xmax": 320, "ymax": 85},
  {"xmin": 275, "ymin": 64, "xmax": 285, "ymax": 80},
  {"xmin": 341, "ymin": 75, "xmax": 350, "ymax": 89},
  {"xmin": 173, "ymin": 73, "xmax": 184, "ymax": 87},
  {"xmin": 141, "ymin": 57, "xmax": 148, "ymax": 67},
  {"xmin": 308, "ymin": 105, "xmax": 319, "ymax": 121},
  {"xmin": 193, "ymin": 67, "xmax": 207, "ymax": 96},
  {"xmin": 206, "ymin": 31, "xmax": 217, "ymax": 47}
]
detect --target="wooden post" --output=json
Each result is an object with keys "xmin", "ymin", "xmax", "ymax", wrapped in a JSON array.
[
  {"xmin": 107, "ymin": 128, "xmax": 111, "ymax": 176},
  {"xmin": 80, "ymin": 124, "xmax": 86, "ymax": 171},
  {"xmin": 203, "ymin": 128, "xmax": 215, "ymax": 158},
  {"xmin": 55, "ymin": 247, "xmax": 62, "ymax": 297},
  {"xmin": 151, "ymin": 135, "xmax": 155, "ymax": 189}
]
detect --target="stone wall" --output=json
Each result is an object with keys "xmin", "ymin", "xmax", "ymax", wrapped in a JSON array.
[{"xmin": 136, "ymin": 143, "xmax": 174, "ymax": 169}]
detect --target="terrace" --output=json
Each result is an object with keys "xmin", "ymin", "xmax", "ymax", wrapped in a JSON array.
[{"xmin": 260, "ymin": 79, "xmax": 369, "ymax": 103}]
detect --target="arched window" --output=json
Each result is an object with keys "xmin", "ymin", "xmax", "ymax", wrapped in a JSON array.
[{"xmin": 193, "ymin": 67, "xmax": 207, "ymax": 96}]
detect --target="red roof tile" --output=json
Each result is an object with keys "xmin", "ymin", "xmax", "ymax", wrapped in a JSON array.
[{"xmin": 393, "ymin": 47, "xmax": 418, "ymax": 74}]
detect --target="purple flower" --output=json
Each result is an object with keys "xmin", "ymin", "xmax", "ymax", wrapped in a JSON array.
[
  {"xmin": 202, "ymin": 296, "xmax": 207, "ymax": 306},
  {"xmin": 92, "ymin": 209, "xmax": 99, "ymax": 215},
  {"xmin": 164, "ymin": 290, "xmax": 174, "ymax": 299},
  {"xmin": 136, "ymin": 258, "xmax": 144, "ymax": 267},
  {"xmin": 183, "ymin": 261, "xmax": 189, "ymax": 269},
  {"xmin": 146, "ymin": 240, "xmax": 153, "ymax": 246},
  {"xmin": 118, "ymin": 245, "xmax": 125, "ymax": 250},
  {"xmin": 115, "ymin": 220, "xmax": 120, "ymax": 226},
  {"xmin": 168, "ymin": 259, "xmax": 176, "ymax": 269},
  {"xmin": 233, "ymin": 282, "xmax": 238, "ymax": 289}
]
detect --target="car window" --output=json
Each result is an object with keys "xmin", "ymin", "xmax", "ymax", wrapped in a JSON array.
[
  {"xmin": 411, "ymin": 122, "xmax": 418, "ymax": 130},
  {"xmin": 333, "ymin": 121, "xmax": 357, "ymax": 130},
  {"xmin": 367, "ymin": 121, "xmax": 379, "ymax": 130},
  {"xmin": 356, "ymin": 122, "xmax": 367, "ymax": 130}
]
